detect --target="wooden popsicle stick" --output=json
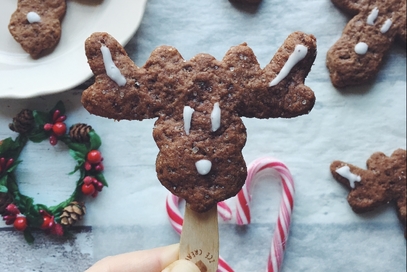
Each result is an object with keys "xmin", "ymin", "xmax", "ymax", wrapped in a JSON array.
[{"xmin": 179, "ymin": 204, "xmax": 219, "ymax": 272}]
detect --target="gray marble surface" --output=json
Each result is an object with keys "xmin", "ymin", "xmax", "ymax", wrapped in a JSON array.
[{"xmin": 0, "ymin": 0, "xmax": 406, "ymax": 271}]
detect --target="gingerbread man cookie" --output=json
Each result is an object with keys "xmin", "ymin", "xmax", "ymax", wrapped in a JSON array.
[
  {"xmin": 82, "ymin": 31, "xmax": 317, "ymax": 212},
  {"xmin": 8, "ymin": 0, "xmax": 67, "ymax": 58},
  {"xmin": 326, "ymin": 0, "xmax": 406, "ymax": 87},
  {"xmin": 330, "ymin": 149, "xmax": 406, "ymax": 237}
]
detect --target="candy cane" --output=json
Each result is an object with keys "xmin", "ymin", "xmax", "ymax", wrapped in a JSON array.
[
  {"xmin": 236, "ymin": 157, "xmax": 295, "ymax": 272},
  {"xmin": 166, "ymin": 156, "xmax": 294, "ymax": 272},
  {"xmin": 165, "ymin": 194, "xmax": 233, "ymax": 272}
]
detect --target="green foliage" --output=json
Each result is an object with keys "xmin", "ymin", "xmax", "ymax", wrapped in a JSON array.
[{"xmin": 0, "ymin": 101, "xmax": 107, "ymax": 243}]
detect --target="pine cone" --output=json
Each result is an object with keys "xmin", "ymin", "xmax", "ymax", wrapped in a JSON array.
[
  {"xmin": 9, "ymin": 109, "xmax": 34, "ymax": 134},
  {"xmin": 59, "ymin": 201, "xmax": 86, "ymax": 226},
  {"xmin": 0, "ymin": 192, "xmax": 13, "ymax": 215},
  {"xmin": 69, "ymin": 123, "xmax": 93, "ymax": 143}
]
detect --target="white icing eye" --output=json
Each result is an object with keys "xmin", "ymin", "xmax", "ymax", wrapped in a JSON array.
[
  {"xmin": 100, "ymin": 45, "xmax": 126, "ymax": 86},
  {"xmin": 354, "ymin": 42, "xmax": 368, "ymax": 55},
  {"xmin": 269, "ymin": 44, "xmax": 308, "ymax": 87},
  {"xmin": 335, "ymin": 165, "xmax": 361, "ymax": 188},
  {"xmin": 27, "ymin": 12, "xmax": 41, "ymax": 23},
  {"xmin": 380, "ymin": 19, "xmax": 392, "ymax": 33},
  {"xmin": 183, "ymin": 106, "xmax": 195, "ymax": 135},
  {"xmin": 195, "ymin": 159, "xmax": 212, "ymax": 175},
  {"xmin": 366, "ymin": 7, "xmax": 379, "ymax": 25},
  {"xmin": 211, "ymin": 102, "xmax": 221, "ymax": 132}
]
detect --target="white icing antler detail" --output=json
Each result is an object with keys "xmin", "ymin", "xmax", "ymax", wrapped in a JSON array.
[
  {"xmin": 380, "ymin": 18, "xmax": 392, "ymax": 33},
  {"xmin": 183, "ymin": 106, "xmax": 195, "ymax": 135},
  {"xmin": 100, "ymin": 45, "xmax": 126, "ymax": 86},
  {"xmin": 335, "ymin": 165, "xmax": 361, "ymax": 188},
  {"xmin": 269, "ymin": 44, "xmax": 308, "ymax": 87},
  {"xmin": 367, "ymin": 7, "xmax": 379, "ymax": 25},
  {"xmin": 210, "ymin": 102, "xmax": 221, "ymax": 132}
]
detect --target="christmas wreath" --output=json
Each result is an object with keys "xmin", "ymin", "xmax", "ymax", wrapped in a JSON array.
[{"xmin": 0, "ymin": 101, "xmax": 107, "ymax": 243}]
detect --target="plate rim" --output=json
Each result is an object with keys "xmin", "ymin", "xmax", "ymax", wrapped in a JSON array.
[{"xmin": 0, "ymin": 0, "xmax": 148, "ymax": 99}]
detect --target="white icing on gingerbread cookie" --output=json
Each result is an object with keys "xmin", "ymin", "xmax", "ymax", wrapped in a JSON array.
[
  {"xmin": 335, "ymin": 165, "xmax": 361, "ymax": 188},
  {"xmin": 195, "ymin": 159, "xmax": 212, "ymax": 175},
  {"xmin": 269, "ymin": 44, "xmax": 308, "ymax": 87},
  {"xmin": 366, "ymin": 7, "xmax": 379, "ymax": 25},
  {"xmin": 183, "ymin": 106, "xmax": 195, "ymax": 135},
  {"xmin": 101, "ymin": 45, "xmax": 126, "ymax": 86},
  {"xmin": 27, "ymin": 11, "xmax": 41, "ymax": 23},
  {"xmin": 211, "ymin": 102, "xmax": 221, "ymax": 132},
  {"xmin": 380, "ymin": 18, "xmax": 392, "ymax": 33},
  {"xmin": 354, "ymin": 42, "xmax": 368, "ymax": 54}
]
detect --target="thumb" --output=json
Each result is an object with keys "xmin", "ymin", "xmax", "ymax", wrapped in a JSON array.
[{"xmin": 162, "ymin": 260, "xmax": 200, "ymax": 272}]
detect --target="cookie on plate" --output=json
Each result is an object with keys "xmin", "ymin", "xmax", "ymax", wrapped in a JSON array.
[{"xmin": 8, "ymin": 0, "xmax": 67, "ymax": 58}]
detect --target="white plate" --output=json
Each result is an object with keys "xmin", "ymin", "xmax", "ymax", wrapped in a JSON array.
[{"xmin": 0, "ymin": 0, "xmax": 147, "ymax": 98}]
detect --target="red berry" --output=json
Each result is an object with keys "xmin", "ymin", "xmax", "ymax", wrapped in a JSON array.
[
  {"xmin": 6, "ymin": 158, "xmax": 14, "ymax": 169},
  {"xmin": 6, "ymin": 203, "xmax": 20, "ymax": 215},
  {"xmin": 81, "ymin": 183, "xmax": 95, "ymax": 195},
  {"xmin": 52, "ymin": 122, "xmax": 66, "ymax": 136},
  {"xmin": 55, "ymin": 115, "xmax": 67, "ymax": 123},
  {"xmin": 84, "ymin": 161, "xmax": 92, "ymax": 171},
  {"xmin": 87, "ymin": 150, "xmax": 102, "ymax": 164},
  {"xmin": 3, "ymin": 214, "xmax": 16, "ymax": 225},
  {"xmin": 44, "ymin": 123, "xmax": 53, "ymax": 131},
  {"xmin": 50, "ymin": 223, "xmax": 64, "ymax": 236},
  {"xmin": 13, "ymin": 217, "xmax": 27, "ymax": 231},
  {"xmin": 49, "ymin": 135, "xmax": 58, "ymax": 146},
  {"xmin": 91, "ymin": 190, "xmax": 99, "ymax": 198},
  {"xmin": 41, "ymin": 216, "xmax": 53, "ymax": 229},
  {"xmin": 52, "ymin": 110, "xmax": 61, "ymax": 122},
  {"xmin": 94, "ymin": 163, "xmax": 104, "ymax": 172},
  {"xmin": 95, "ymin": 181, "xmax": 104, "ymax": 192},
  {"xmin": 83, "ymin": 176, "xmax": 93, "ymax": 185}
]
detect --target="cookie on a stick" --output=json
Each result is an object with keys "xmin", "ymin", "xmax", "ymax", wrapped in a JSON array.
[{"xmin": 82, "ymin": 31, "xmax": 316, "ymax": 213}]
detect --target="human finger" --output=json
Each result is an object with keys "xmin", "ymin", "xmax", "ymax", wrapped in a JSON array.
[
  {"xmin": 162, "ymin": 260, "xmax": 200, "ymax": 272},
  {"xmin": 85, "ymin": 243, "xmax": 179, "ymax": 272}
]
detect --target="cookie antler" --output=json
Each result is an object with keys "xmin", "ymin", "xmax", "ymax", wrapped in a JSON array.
[
  {"xmin": 223, "ymin": 31, "xmax": 316, "ymax": 118},
  {"xmin": 8, "ymin": 0, "xmax": 67, "ymax": 58},
  {"xmin": 326, "ymin": 0, "xmax": 406, "ymax": 87},
  {"xmin": 82, "ymin": 32, "xmax": 316, "ymax": 212},
  {"xmin": 330, "ymin": 149, "xmax": 406, "ymax": 237}
]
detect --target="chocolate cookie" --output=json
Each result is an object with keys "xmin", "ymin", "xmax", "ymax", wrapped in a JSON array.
[
  {"xmin": 82, "ymin": 31, "xmax": 317, "ymax": 212},
  {"xmin": 326, "ymin": 0, "xmax": 406, "ymax": 87},
  {"xmin": 8, "ymin": 0, "xmax": 67, "ymax": 58},
  {"xmin": 330, "ymin": 149, "xmax": 406, "ymax": 237}
]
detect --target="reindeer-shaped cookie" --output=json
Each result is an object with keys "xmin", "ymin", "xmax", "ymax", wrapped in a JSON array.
[
  {"xmin": 8, "ymin": 0, "xmax": 66, "ymax": 58},
  {"xmin": 326, "ymin": 0, "xmax": 406, "ymax": 87},
  {"xmin": 330, "ymin": 149, "xmax": 406, "ymax": 238},
  {"xmin": 82, "ymin": 31, "xmax": 316, "ymax": 212}
]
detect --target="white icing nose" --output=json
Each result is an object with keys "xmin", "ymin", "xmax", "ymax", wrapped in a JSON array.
[
  {"xmin": 195, "ymin": 159, "xmax": 212, "ymax": 175},
  {"xmin": 354, "ymin": 42, "xmax": 368, "ymax": 55},
  {"xmin": 27, "ymin": 12, "xmax": 41, "ymax": 23}
]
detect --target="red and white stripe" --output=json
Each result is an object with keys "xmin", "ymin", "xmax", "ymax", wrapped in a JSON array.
[{"xmin": 236, "ymin": 157, "xmax": 294, "ymax": 272}]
